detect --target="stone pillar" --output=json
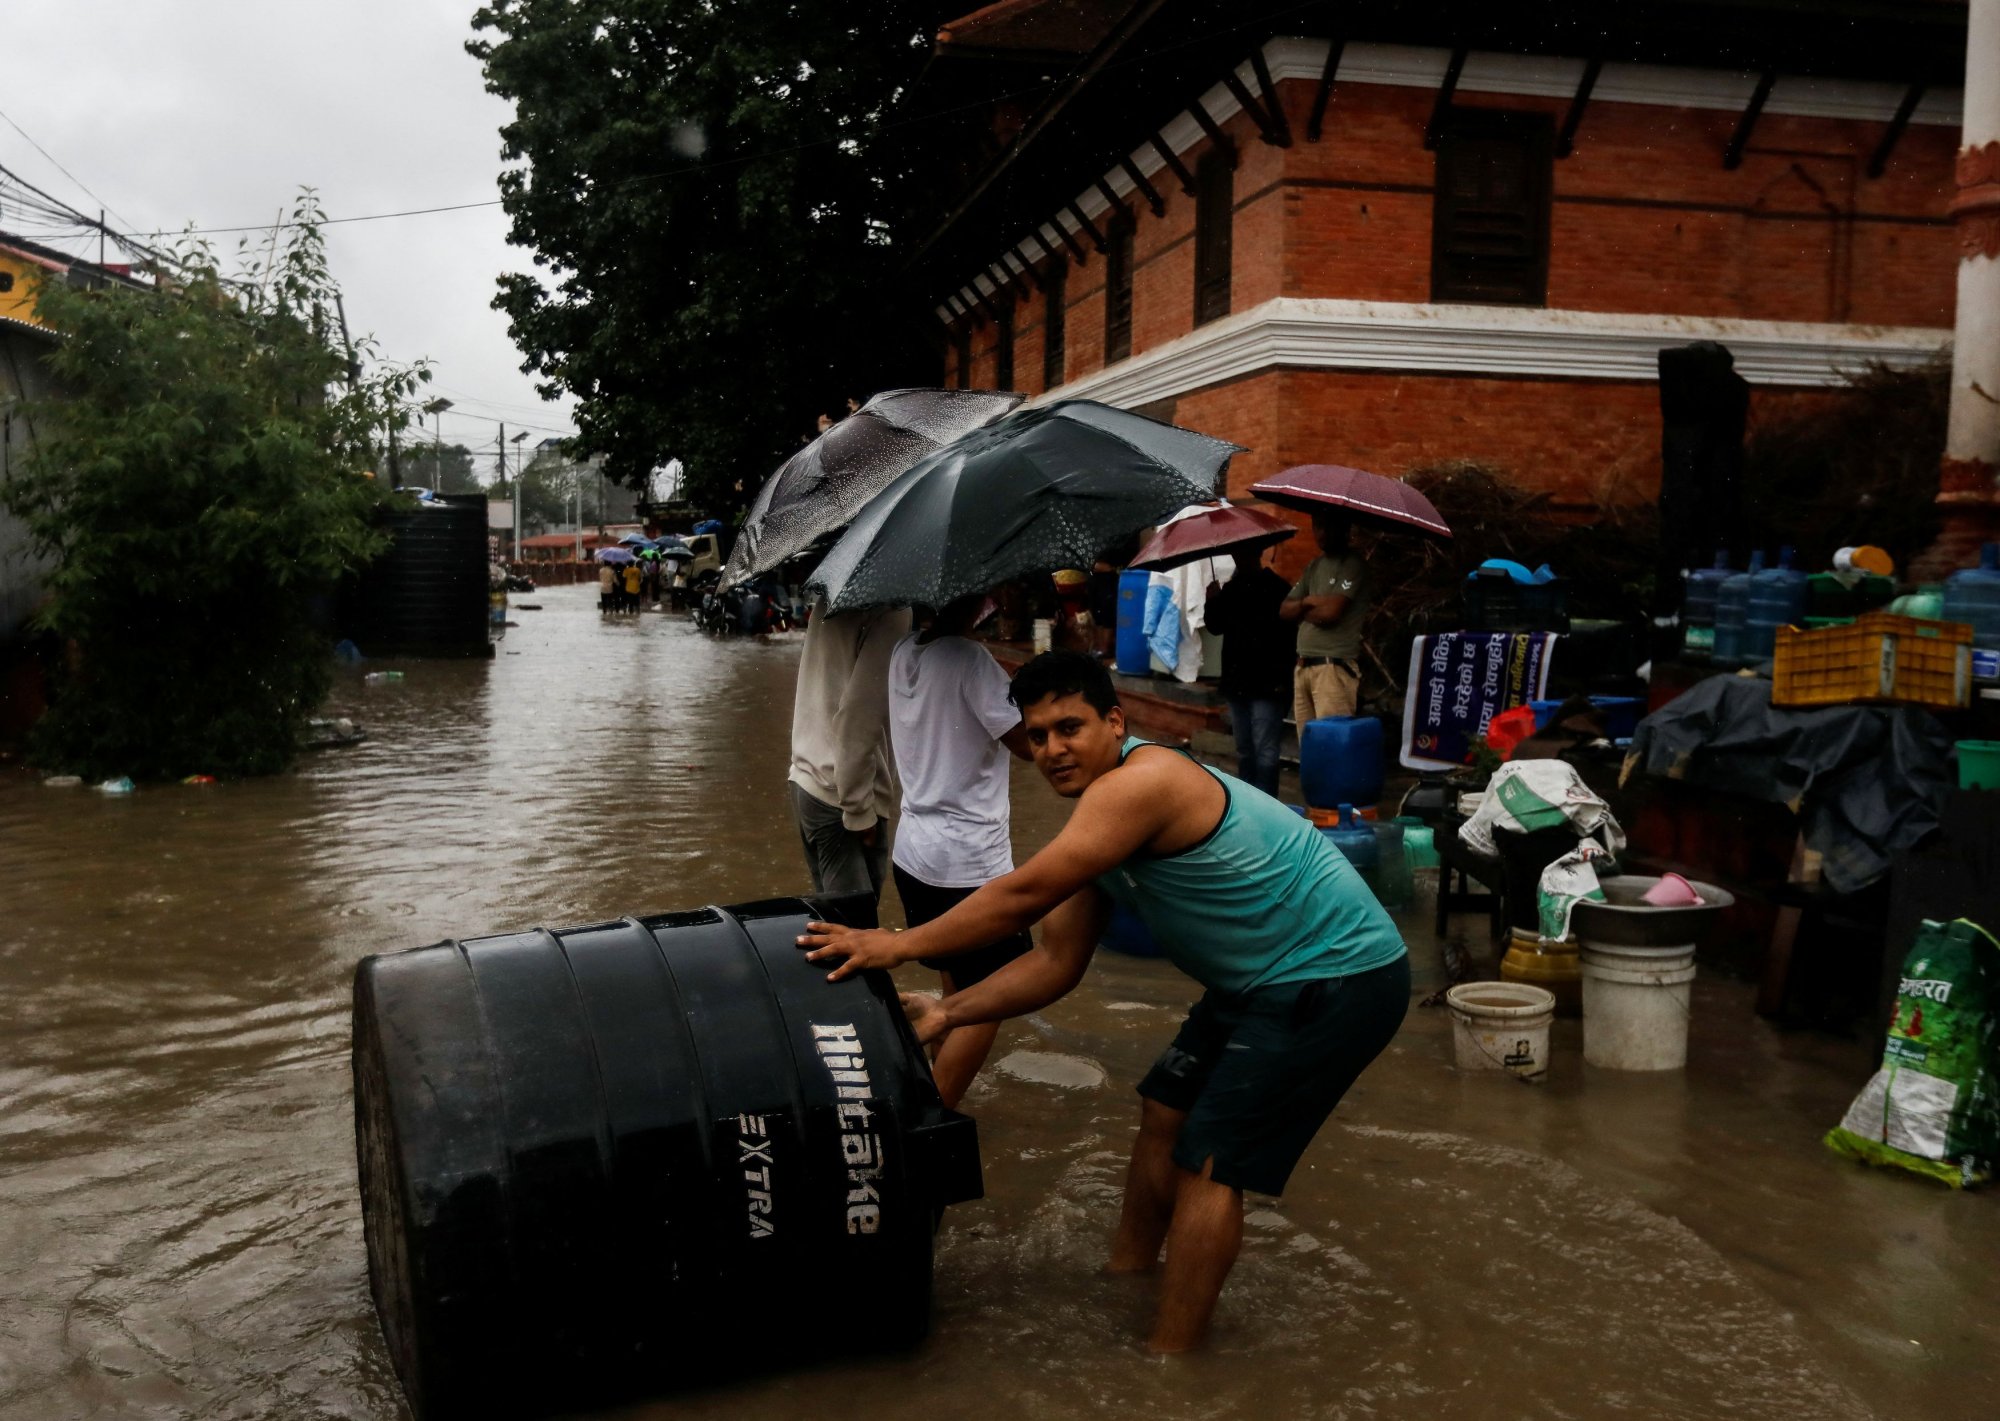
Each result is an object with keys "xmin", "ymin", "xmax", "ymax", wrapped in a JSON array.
[{"xmin": 1925, "ymin": 0, "xmax": 2000, "ymax": 576}]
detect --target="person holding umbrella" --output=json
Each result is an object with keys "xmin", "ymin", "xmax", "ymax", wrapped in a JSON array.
[
  {"xmin": 737, "ymin": 388, "xmax": 1021, "ymax": 925},
  {"xmin": 1203, "ymin": 547, "xmax": 1294, "ymax": 797},
  {"xmin": 1129, "ymin": 502, "xmax": 1299, "ymax": 800},
  {"xmin": 787, "ymin": 601, "xmax": 909, "ymax": 924},
  {"xmin": 799, "ymin": 650, "xmax": 1408, "ymax": 1355},
  {"xmin": 885, "ymin": 592, "xmax": 1033, "ymax": 1109},
  {"xmin": 1279, "ymin": 512, "xmax": 1371, "ymax": 724}
]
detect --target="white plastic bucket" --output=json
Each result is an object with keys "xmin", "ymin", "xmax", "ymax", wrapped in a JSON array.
[
  {"xmin": 1445, "ymin": 982, "xmax": 1556, "ymax": 1080},
  {"xmin": 1032, "ymin": 618, "xmax": 1053, "ymax": 653},
  {"xmin": 1580, "ymin": 941, "xmax": 1696, "ymax": 974},
  {"xmin": 1580, "ymin": 954, "xmax": 1697, "ymax": 1070}
]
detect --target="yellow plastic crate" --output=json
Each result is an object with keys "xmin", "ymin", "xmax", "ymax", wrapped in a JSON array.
[{"xmin": 1772, "ymin": 612, "xmax": 1972, "ymax": 710}]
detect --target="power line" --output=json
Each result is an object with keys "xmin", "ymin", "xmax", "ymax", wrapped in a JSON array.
[{"xmin": 0, "ymin": 105, "xmax": 143, "ymax": 237}]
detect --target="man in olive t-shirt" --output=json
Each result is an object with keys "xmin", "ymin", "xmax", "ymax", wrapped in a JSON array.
[{"xmin": 1278, "ymin": 513, "xmax": 1370, "ymax": 725}]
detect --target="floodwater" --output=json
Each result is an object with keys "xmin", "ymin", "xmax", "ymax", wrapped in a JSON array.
[{"xmin": 3, "ymin": 583, "xmax": 1995, "ymax": 1421}]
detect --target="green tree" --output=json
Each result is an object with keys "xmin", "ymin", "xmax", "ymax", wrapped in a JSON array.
[
  {"xmin": 468, "ymin": 0, "xmax": 942, "ymax": 511},
  {"xmin": 1, "ymin": 192, "xmax": 428, "ymax": 779},
  {"xmin": 400, "ymin": 441, "xmax": 482, "ymax": 494}
]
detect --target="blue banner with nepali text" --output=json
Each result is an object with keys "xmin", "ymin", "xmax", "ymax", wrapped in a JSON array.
[{"xmin": 1399, "ymin": 632, "xmax": 1557, "ymax": 770}]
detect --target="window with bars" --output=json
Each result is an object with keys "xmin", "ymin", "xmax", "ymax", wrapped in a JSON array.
[
  {"xmin": 1193, "ymin": 150, "xmax": 1233, "ymax": 327},
  {"xmin": 995, "ymin": 301, "xmax": 1015, "ymax": 389},
  {"xmin": 1430, "ymin": 109, "xmax": 1553, "ymax": 307},
  {"xmin": 1042, "ymin": 261, "xmax": 1067, "ymax": 389},
  {"xmin": 1104, "ymin": 212, "xmax": 1134, "ymax": 364}
]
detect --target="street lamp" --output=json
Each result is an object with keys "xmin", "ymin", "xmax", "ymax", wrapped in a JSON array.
[{"xmin": 422, "ymin": 398, "xmax": 453, "ymax": 492}]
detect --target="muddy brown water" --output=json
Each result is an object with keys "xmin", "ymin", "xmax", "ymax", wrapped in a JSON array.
[{"xmin": 3, "ymin": 583, "xmax": 1995, "ymax": 1420}]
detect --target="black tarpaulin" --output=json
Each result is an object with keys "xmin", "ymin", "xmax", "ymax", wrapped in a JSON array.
[{"xmin": 1624, "ymin": 675, "xmax": 1952, "ymax": 894}]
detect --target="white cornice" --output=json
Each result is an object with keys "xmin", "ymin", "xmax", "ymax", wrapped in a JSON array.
[
  {"xmin": 1029, "ymin": 297, "xmax": 1950, "ymax": 407},
  {"xmin": 938, "ymin": 37, "xmax": 1964, "ymax": 322}
]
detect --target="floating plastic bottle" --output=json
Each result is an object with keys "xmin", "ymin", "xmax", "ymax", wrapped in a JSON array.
[
  {"xmin": 363, "ymin": 671, "xmax": 406, "ymax": 685},
  {"xmin": 1711, "ymin": 550, "xmax": 1764, "ymax": 669}
]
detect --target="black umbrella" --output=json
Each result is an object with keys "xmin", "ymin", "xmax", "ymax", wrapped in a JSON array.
[
  {"xmin": 805, "ymin": 400, "xmax": 1242, "ymax": 613},
  {"xmin": 719, "ymin": 387, "xmax": 1023, "ymax": 590}
]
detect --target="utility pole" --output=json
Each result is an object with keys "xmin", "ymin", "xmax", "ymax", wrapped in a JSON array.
[
  {"xmin": 512, "ymin": 431, "xmax": 529, "ymax": 564},
  {"xmin": 497, "ymin": 423, "xmax": 507, "ymax": 559}
]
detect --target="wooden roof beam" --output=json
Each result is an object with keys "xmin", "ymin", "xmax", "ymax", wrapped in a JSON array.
[
  {"xmin": 1001, "ymin": 250, "xmax": 1041, "ymax": 293},
  {"xmin": 1149, "ymin": 135, "xmax": 1198, "ymax": 196},
  {"xmin": 988, "ymin": 261, "xmax": 1029, "ymax": 305},
  {"xmin": 1555, "ymin": 57, "xmax": 1603, "ymax": 158},
  {"xmin": 1423, "ymin": 48, "xmax": 1468, "ymax": 151},
  {"xmin": 971, "ymin": 286, "xmax": 1007, "ymax": 326},
  {"xmin": 1221, "ymin": 70, "xmax": 1283, "ymax": 147},
  {"xmin": 1189, "ymin": 100, "xmax": 1238, "ymax": 170},
  {"xmin": 1723, "ymin": 69, "xmax": 1777, "ymax": 170},
  {"xmin": 1092, "ymin": 178, "xmax": 1129, "ymax": 224},
  {"xmin": 1066, "ymin": 200, "xmax": 1110, "ymax": 253},
  {"xmin": 1248, "ymin": 49, "xmax": 1293, "ymax": 148},
  {"xmin": 1866, "ymin": 82, "xmax": 1926, "ymax": 179},
  {"xmin": 1052, "ymin": 215, "xmax": 1092, "ymax": 265},
  {"xmin": 1117, "ymin": 156, "xmax": 1167, "ymax": 217},
  {"xmin": 1307, "ymin": 39, "xmax": 1345, "ymax": 144}
]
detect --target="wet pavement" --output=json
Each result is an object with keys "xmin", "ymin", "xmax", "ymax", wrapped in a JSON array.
[{"xmin": 2, "ymin": 582, "xmax": 1995, "ymax": 1421}]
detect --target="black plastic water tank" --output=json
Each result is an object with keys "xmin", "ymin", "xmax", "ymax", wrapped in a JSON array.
[
  {"xmin": 352, "ymin": 896, "xmax": 981, "ymax": 1420},
  {"xmin": 343, "ymin": 493, "xmax": 491, "ymax": 657}
]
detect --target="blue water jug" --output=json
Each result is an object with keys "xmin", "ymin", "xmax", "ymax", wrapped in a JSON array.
[
  {"xmin": 1681, "ymin": 550, "xmax": 1732, "ymax": 657},
  {"xmin": 1114, "ymin": 569, "xmax": 1152, "ymax": 676},
  {"xmin": 1944, "ymin": 543, "xmax": 2000, "ymax": 653},
  {"xmin": 1712, "ymin": 549, "xmax": 1764, "ymax": 669},
  {"xmin": 1321, "ymin": 804, "xmax": 1379, "ymax": 873},
  {"xmin": 1299, "ymin": 716, "xmax": 1384, "ymax": 810},
  {"xmin": 1744, "ymin": 545, "xmax": 1810, "ymax": 664},
  {"xmin": 1098, "ymin": 902, "xmax": 1165, "ymax": 958}
]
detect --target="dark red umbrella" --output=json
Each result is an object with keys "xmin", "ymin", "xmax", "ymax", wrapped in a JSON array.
[
  {"xmin": 1128, "ymin": 503, "xmax": 1296, "ymax": 572},
  {"xmin": 1249, "ymin": 464, "xmax": 1452, "ymax": 539}
]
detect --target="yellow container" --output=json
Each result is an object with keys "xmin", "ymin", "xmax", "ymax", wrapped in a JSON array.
[
  {"xmin": 1501, "ymin": 934, "xmax": 1583, "ymax": 1017},
  {"xmin": 1772, "ymin": 612, "xmax": 1972, "ymax": 710}
]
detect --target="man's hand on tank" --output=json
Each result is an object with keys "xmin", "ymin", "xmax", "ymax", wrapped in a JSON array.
[
  {"xmin": 797, "ymin": 922, "xmax": 907, "ymax": 980},
  {"xmin": 898, "ymin": 991, "xmax": 950, "ymax": 1045}
]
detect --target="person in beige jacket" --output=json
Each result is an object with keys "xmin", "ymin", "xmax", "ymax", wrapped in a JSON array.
[{"xmin": 787, "ymin": 602, "xmax": 912, "ymax": 926}]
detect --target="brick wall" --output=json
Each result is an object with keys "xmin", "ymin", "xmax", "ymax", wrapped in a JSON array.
[{"xmin": 938, "ymin": 64, "xmax": 1958, "ymax": 510}]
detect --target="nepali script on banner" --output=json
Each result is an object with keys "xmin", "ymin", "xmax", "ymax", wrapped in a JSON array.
[{"xmin": 1399, "ymin": 632, "xmax": 1557, "ymax": 771}]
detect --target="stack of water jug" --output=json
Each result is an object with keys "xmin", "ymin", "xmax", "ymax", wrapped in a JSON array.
[{"xmin": 1682, "ymin": 542, "xmax": 2000, "ymax": 689}]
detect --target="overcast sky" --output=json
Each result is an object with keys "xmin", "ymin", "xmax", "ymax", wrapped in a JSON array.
[{"xmin": 0, "ymin": 0, "xmax": 575, "ymax": 474}]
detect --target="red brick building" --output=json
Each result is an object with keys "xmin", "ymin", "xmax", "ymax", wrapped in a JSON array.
[{"xmin": 911, "ymin": 2, "xmax": 1970, "ymax": 575}]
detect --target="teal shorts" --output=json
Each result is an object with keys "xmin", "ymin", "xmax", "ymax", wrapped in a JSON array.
[{"xmin": 1137, "ymin": 954, "xmax": 1410, "ymax": 1196}]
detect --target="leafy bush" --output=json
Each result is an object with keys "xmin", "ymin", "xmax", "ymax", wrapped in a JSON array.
[
  {"xmin": 1739, "ymin": 359, "xmax": 1949, "ymax": 572},
  {"xmin": 1, "ymin": 195, "xmax": 427, "ymax": 778}
]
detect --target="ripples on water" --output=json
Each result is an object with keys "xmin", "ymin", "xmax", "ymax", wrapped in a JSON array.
[{"xmin": 0, "ymin": 585, "xmax": 1968, "ymax": 1420}]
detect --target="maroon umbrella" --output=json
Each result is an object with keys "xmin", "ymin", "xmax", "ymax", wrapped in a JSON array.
[
  {"xmin": 1249, "ymin": 464, "xmax": 1452, "ymax": 539},
  {"xmin": 1128, "ymin": 503, "xmax": 1296, "ymax": 572}
]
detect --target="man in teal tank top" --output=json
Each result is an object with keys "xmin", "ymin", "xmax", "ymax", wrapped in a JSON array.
[{"xmin": 800, "ymin": 651, "xmax": 1409, "ymax": 1354}]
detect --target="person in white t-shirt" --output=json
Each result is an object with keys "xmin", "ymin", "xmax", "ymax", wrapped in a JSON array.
[{"xmin": 888, "ymin": 592, "xmax": 1031, "ymax": 1108}]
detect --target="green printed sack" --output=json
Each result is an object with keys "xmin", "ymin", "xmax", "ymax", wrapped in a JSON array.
[{"xmin": 1826, "ymin": 919, "xmax": 2000, "ymax": 1188}]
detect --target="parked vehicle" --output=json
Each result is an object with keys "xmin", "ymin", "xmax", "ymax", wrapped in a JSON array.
[{"xmin": 694, "ymin": 572, "xmax": 794, "ymax": 636}]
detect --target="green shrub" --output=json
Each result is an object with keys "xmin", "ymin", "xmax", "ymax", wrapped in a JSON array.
[{"xmin": 1, "ymin": 195, "xmax": 427, "ymax": 778}]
